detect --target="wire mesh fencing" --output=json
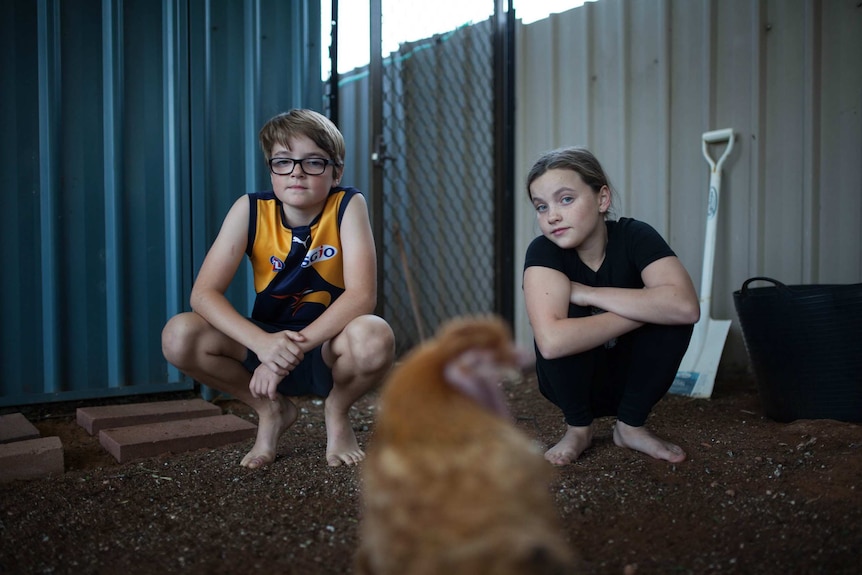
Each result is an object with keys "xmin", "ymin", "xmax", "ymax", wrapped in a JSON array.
[{"xmin": 376, "ymin": 15, "xmax": 498, "ymax": 357}]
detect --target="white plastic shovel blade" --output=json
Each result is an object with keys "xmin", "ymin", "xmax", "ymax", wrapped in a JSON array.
[{"xmin": 669, "ymin": 318, "xmax": 731, "ymax": 398}]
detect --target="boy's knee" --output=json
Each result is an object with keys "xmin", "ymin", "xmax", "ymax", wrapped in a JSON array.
[
  {"xmin": 343, "ymin": 316, "xmax": 395, "ymax": 371},
  {"xmin": 161, "ymin": 313, "xmax": 198, "ymax": 365},
  {"xmin": 366, "ymin": 320, "xmax": 396, "ymax": 367}
]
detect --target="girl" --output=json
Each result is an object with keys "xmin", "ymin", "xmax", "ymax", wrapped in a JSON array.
[{"xmin": 522, "ymin": 147, "xmax": 699, "ymax": 465}]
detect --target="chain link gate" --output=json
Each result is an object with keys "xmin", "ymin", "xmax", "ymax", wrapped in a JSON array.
[{"xmin": 368, "ymin": 1, "xmax": 514, "ymax": 357}]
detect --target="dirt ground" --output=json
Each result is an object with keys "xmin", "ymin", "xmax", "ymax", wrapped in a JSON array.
[{"xmin": 1, "ymin": 372, "xmax": 860, "ymax": 575}]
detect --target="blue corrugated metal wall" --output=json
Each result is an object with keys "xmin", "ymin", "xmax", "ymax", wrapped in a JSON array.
[{"xmin": 0, "ymin": 0, "xmax": 324, "ymax": 407}]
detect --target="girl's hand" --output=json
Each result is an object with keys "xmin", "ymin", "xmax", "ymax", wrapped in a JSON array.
[{"xmin": 569, "ymin": 282, "xmax": 594, "ymax": 307}]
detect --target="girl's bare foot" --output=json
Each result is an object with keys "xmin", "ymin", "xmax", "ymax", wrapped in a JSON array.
[
  {"xmin": 240, "ymin": 395, "xmax": 298, "ymax": 469},
  {"xmin": 613, "ymin": 420, "xmax": 686, "ymax": 463},
  {"xmin": 324, "ymin": 401, "xmax": 364, "ymax": 467},
  {"xmin": 544, "ymin": 424, "xmax": 595, "ymax": 466}
]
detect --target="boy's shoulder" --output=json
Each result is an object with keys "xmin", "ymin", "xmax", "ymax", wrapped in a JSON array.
[{"xmin": 333, "ymin": 186, "xmax": 363, "ymax": 203}]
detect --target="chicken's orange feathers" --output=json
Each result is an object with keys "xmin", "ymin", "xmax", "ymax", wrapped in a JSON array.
[
  {"xmin": 373, "ymin": 315, "xmax": 519, "ymax": 444},
  {"xmin": 355, "ymin": 315, "xmax": 580, "ymax": 575}
]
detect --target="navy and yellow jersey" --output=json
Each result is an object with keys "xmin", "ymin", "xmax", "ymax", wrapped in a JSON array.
[{"xmin": 245, "ymin": 186, "xmax": 360, "ymax": 329}]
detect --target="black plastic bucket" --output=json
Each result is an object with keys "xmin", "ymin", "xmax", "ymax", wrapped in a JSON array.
[{"xmin": 733, "ymin": 277, "xmax": 862, "ymax": 423}]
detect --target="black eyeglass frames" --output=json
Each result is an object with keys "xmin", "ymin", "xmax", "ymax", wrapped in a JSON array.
[{"xmin": 268, "ymin": 157, "xmax": 337, "ymax": 176}]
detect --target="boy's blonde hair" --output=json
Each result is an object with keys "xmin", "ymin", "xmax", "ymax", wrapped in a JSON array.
[{"xmin": 258, "ymin": 109, "xmax": 346, "ymax": 174}]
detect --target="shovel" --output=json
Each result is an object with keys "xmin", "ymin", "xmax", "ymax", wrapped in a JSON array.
[{"xmin": 669, "ymin": 128, "xmax": 735, "ymax": 398}]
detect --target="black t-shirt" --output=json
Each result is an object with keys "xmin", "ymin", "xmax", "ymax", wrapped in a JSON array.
[{"xmin": 524, "ymin": 217, "xmax": 675, "ymax": 293}]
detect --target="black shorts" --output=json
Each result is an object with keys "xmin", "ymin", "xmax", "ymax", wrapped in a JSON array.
[{"xmin": 241, "ymin": 319, "xmax": 334, "ymax": 398}]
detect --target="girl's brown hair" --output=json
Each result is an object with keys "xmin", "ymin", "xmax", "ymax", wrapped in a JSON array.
[{"xmin": 526, "ymin": 146, "xmax": 615, "ymax": 216}]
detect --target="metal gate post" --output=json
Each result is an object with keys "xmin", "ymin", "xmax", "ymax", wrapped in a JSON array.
[{"xmin": 369, "ymin": 0, "xmax": 385, "ymax": 318}]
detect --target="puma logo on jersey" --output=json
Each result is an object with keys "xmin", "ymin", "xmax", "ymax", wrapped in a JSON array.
[{"xmin": 293, "ymin": 235, "xmax": 310, "ymax": 248}]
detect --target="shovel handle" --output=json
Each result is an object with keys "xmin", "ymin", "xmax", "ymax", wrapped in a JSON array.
[
  {"xmin": 702, "ymin": 128, "xmax": 734, "ymax": 144},
  {"xmin": 697, "ymin": 128, "xmax": 735, "ymax": 308},
  {"xmin": 702, "ymin": 128, "xmax": 735, "ymax": 173}
]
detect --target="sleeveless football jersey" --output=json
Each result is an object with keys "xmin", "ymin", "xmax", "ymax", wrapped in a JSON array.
[{"xmin": 245, "ymin": 186, "xmax": 359, "ymax": 329}]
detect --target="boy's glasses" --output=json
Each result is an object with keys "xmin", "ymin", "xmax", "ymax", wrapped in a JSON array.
[{"xmin": 268, "ymin": 157, "xmax": 336, "ymax": 176}]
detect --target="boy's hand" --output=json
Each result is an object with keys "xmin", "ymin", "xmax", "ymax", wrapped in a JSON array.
[
  {"xmin": 249, "ymin": 364, "xmax": 282, "ymax": 401},
  {"xmin": 256, "ymin": 330, "xmax": 306, "ymax": 376}
]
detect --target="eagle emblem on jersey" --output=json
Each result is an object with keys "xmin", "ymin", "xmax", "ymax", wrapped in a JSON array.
[{"xmin": 271, "ymin": 289, "xmax": 332, "ymax": 315}]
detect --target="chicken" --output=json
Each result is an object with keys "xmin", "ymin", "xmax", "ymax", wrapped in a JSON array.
[{"xmin": 355, "ymin": 315, "xmax": 579, "ymax": 575}]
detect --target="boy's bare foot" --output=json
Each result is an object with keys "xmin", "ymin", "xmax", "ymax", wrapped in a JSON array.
[
  {"xmin": 544, "ymin": 424, "xmax": 595, "ymax": 466},
  {"xmin": 241, "ymin": 395, "xmax": 298, "ymax": 469},
  {"xmin": 324, "ymin": 401, "xmax": 364, "ymax": 467},
  {"xmin": 613, "ymin": 420, "xmax": 686, "ymax": 463}
]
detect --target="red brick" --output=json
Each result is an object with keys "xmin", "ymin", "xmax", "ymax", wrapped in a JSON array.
[
  {"xmin": 0, "ymin": 436, "xmax": 64, "ymax": 483},
  {"xmin": 98, "ymin": 414, "xmax": 257, "ymax": 463},
  {"xmin": 0, "ymin": 413, "xmax": 41, "ymax": 444},
  {"xmin": 76, "ymin": 398, "xmax": 222, "ymax": 435}
]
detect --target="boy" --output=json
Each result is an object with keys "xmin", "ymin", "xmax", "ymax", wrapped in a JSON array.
[{"xmin": 162, "ymin": 109, "xmax": 395, "ymax": 468}]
